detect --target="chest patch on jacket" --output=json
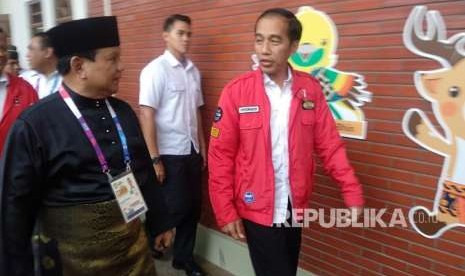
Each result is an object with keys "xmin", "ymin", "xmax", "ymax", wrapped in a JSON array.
[
  {"xmin": 239, "ymin": 106, "xmax": 259, "ymax": 114},
  {"xmin": 302, "ymin": 100, "xmax": 315, "ymax": 110}
]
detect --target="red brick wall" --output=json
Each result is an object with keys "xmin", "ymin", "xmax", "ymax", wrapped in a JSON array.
[
  {"xmin": 87, "ymin": 0, "xmax": 104, "ymax": 17},
  {"xmin": 88, "ymin": 0, "xmax": 465, "ymax": 275}
]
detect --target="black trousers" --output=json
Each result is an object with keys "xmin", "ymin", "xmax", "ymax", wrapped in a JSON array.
[
  {"xmin": 243, "ymin": 204, "xmax": 302, "ymax": 276},
  {"xmin": 150, "ymin": 145, "xmax": 203, "ymax": 263}
]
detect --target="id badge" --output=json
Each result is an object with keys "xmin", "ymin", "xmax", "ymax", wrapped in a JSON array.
[{"xmin": 110, "ymin": 170, "xmax": 148, "ymax": 223}]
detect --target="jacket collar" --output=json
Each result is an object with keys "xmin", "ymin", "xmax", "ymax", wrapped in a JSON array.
[
  {"xmin": 263, "ymin": 67, "xmax": 293, "ymax": 87},
  {"xmin": 163, "ymin": 50, "xmax": 193, "ymax": 70},
  {"xmin": 62, "ymin": 83, "xmax": 108, "ymax": 110},
  {"xmin": 1, "ymin": 74, "xmax": 21, "ymax": 123},
  {"xmin": 0, "ymin": 73, "xmax": 9, "ymax": 86},
  {"xmin": 254, "ymin": 65, "xmax": 307, "ymax": 96},
  {"xmin": 253, "ymin": 66, "xmax": 309, "ymax": 132}
]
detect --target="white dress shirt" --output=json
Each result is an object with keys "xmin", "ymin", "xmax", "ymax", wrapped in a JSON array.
[
  {"xmin": 139, "ymin": 50, "xmax": 204, "ymax": 155},
  {"xmin": 0, "ymin": 74, "xmax": 9, "ymax": 120},
  {"xmin": 264, "ymin": 68, "xmax": 293, "ymax": 224},
  {"xmin": 20, "ymin": 70, "xmax": 62, "ymax": 99}
]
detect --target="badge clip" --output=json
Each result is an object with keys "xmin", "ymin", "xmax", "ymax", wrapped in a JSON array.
[{"xmin": 302, "ymin": 100, "xmax": 315, "ymax": 110}]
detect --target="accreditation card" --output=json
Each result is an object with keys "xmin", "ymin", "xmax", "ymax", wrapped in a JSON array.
[{"xmin": 110, "ymin": 170, "xmax": 148, "ymax": 223}]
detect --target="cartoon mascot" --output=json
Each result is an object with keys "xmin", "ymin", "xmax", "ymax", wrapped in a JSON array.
[
  {"xmin": 290, "ymin": 6, "xmax": 372, "ymax": 139},
  {"xmin": 403, "ymin": 6, "xmax": 465, "ymax": 238}
]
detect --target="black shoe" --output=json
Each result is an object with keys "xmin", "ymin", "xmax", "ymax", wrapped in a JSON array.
[
  {"xmin": 150, "ymin": 248, "xmax": 164, "ymax": 259},
  {"xmin": 172, "ymin": 260, "xmax": 205, "ymax": 276}
]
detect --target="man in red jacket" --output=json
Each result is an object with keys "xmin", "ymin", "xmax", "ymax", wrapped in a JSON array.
[
  {"xmin": 0, "ymin": 30, "xmax": 38, "ymax": 155},
  {"xmin": 208, "ymin": 8, "xmax": 364, "ymax": 276}
]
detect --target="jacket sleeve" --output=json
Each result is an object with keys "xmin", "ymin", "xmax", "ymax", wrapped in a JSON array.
[
  {"xmin": 208, "ymin": 85, "xmax": 240, "ymax": 228},
  {"xmin": 311, "ymin": 79, "xmax": 364, "ymax": 207},
  {"xmin": 0, "ymin": 119, "xmax": 44, "ymax": 276}
]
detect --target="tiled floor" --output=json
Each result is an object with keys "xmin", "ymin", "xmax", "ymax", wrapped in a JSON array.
[{"xmin": 155, "ymin": 254, "xmax": 234, "ymax": 276}]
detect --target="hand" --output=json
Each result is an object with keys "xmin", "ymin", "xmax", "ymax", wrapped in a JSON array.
[
  {"xmin": 153, "ymin": 162, "xmax": 165, "ymax": 184},
  {"xmin": 154, "ymin": 229, "xmax": 174, "ymax": 251},
  {"xmin": 221, "ymin": 219, "xmax": 246, "ymax": 240},
  {"xmin": 200, "ymin": 148, "xmax": 207, "ymax": 170}
]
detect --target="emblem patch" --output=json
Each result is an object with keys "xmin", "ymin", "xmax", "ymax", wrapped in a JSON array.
[
  {"xmin": 211, "ymin": 127, "xmax": 220, "ymax": 138},
  {"xmin": 302, "ymin": 100, "xmax": 315, "ymax": 110},
  {"xmin": 14, "ymin": 96, "xmax": 20, "ymax": 105},
  {"xmin": 214, "ymin": 107, "xmax": 223, "ymax": 122},
  {"xmin": 244, "ymin": 191, "xmax": 255, "ymax": 204},
  {"xmin": 239, "ymin": 106, "xmax": 259, "ymax": 114}
]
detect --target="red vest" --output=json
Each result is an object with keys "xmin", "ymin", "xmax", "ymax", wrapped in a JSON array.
[{"xmin": 0, "ymin": 74, "xmax": 39, "ymax": 155}]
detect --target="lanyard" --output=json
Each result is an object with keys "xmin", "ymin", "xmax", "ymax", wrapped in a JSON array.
[{"xmin": 58, "ymin": 86, "xmax": 131, "ymax": 180}]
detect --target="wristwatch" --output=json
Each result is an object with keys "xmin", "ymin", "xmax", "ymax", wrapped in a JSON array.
[{"xmin": 151, "ymin": 156, "xmax": 161, "ymax": 165}]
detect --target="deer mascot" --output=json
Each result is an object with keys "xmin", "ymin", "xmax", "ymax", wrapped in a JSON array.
[{"xmin": 402, "ymin": 6, "xmax": 465, "ymax": 238}]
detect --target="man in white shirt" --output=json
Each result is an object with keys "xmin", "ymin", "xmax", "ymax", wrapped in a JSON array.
[
  {"xmin": 139, "ymin": 14, "xmax": 205, "ymax": 276},
  {"xmin": 20, "ymin": 32, "xmax": 61, "ymax": 99}
]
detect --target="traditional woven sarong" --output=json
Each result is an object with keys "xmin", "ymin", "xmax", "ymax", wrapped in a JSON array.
[
  {"xmin": 439, "ymin": 180, "xmax": 465, "ymax": 223},
  {"xmin": 38, "ymin": 200, "xmax": 156, "ymax": 276}
]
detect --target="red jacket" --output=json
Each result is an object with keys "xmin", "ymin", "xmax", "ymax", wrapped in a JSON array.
[
  {"xmin": 208, "ymin": 69, "xmax": 364, "ymax": 228},
  {"xmin": 0, "ymin": 74, "xmax": 38, "ymax": 155}
]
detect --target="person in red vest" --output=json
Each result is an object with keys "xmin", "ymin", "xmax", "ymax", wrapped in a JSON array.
[{"xmin": 0, "ymin": 28, "xmax": 38, "ymax": 155}]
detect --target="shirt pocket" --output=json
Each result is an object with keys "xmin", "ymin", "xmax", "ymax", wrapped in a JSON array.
[
  {"xmin": 239, "ymin": 113, "xmax": 263, "ymax": 130},
  {"xmin": 169, "ymin": 82, "xmax": 186, "ymax": 93},
  {"xmin": 301, "ymin": 109, "xmax": 315, "ymax": 126},
  {"xmin": 238, "ymin": 113, "xmax": 263, "ymax": 159},
  {"xmin": 300, "ymin": 108, "xmax": 316, "ymax": 152}
]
